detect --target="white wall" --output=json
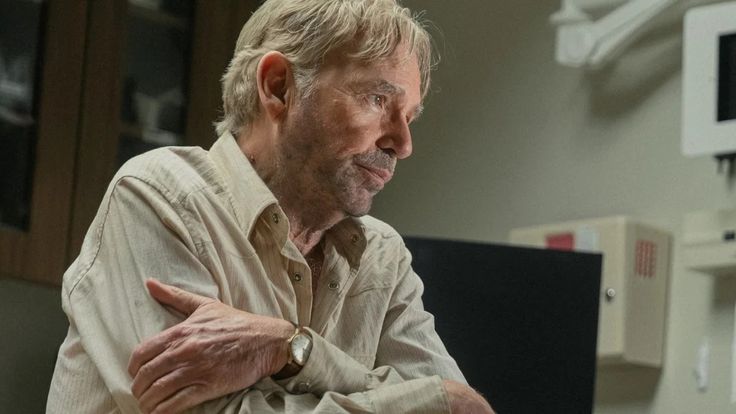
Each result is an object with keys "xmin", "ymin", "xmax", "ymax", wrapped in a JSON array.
[{"xmin": 373, "ymin": 1, "xmax": 736, "ymax": 412}]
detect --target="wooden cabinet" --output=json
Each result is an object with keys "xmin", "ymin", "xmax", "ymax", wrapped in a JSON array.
[
  {"xmin": 0, "ymin": 1, "xmax": 87, "ymax": 285},
  {"xmin": 0, "ymin": 0, "xmax": 259, "ymax": 285}
]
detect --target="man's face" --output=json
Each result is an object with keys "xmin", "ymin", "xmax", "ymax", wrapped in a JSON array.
[{"xmin": 275, "ymin": 47, "xmax": 423, "ymax": 217}]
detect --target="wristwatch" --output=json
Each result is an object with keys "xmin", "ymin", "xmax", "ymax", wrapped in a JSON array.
[{"xmin": 274, "ymin": 327, "xmax": 313, "ymax": 379}]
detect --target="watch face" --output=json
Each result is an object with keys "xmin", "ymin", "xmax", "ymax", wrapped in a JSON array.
[{"xmin": 291, "ymin": 333, "xmax": 312, "ymax": 365}]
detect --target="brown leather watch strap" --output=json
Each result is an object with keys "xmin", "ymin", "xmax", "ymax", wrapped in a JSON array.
[
  {"xmin": 273, "ymin": 359, "xmax": 303, "ymax": 380},
  {"xmin": 273, "ymin": 327, "xmax": 303, "ymax": 380}
]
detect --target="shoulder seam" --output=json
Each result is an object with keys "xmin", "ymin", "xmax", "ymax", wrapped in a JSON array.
[{"xmin": 66, "ymin": 175, "xmax": 194, "ymax": 298}]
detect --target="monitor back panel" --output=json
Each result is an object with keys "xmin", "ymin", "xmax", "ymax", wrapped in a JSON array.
[{"xmin": 404, "ymin": 237, "xmax": 602, "ymax": 414}]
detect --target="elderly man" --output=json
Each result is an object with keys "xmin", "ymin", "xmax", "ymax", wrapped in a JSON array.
[{"xmin": 47, "ymin": 0, "xmax": 494, "ymax": 413}]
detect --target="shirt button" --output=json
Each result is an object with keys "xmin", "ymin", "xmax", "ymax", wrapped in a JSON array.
[
  {"xmin": 296, "ymin": 382, "xmax": 310, "ymax": 393},
  {"xmin": 272, "ymin": 213, "xmax": 280, "ymax": 223},
  {"xmin": 351, "ymin": 234, "xmax": 359, "ymax": 244},
  {"xmin": 328, "ymin": 281, "xmax": 339, "ymax": 290},
  {"xmin": 293, "ymin": 272, "xmax": 302, "ymax": 282}
]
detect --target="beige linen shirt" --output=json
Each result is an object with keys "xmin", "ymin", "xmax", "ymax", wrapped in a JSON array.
[{"xmin": 47, "ymin": 133, "xmax": 465, "ymax": 413}]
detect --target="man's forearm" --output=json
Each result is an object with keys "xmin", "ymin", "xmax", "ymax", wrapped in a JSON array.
[
  {"xmin": 129, "ymin": 280, "xmax": 442, "ymax": 412},
  {"xmin": 175, "ymin": 375, "xmax": 453, "ymax": 414},
  {"xmin": 128, "ymin": 279, "xmax": 296, "ymax": 413}
]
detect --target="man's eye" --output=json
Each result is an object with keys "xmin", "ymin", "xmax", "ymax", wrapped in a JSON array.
[{"xmin": 368, "ymin": 94, "xmax": 386, "ymax": 107}]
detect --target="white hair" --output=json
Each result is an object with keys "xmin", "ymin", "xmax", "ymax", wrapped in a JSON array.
[{"xmin": 215, "ymin": 0, "xmax": 434, "ymax": 136}]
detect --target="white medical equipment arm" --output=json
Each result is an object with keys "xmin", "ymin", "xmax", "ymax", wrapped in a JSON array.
[{"xmin": 551, "ymin": 0, "xmax": 677, "ymax": 68}]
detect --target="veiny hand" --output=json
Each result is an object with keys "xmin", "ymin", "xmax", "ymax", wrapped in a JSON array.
[
  {"xmin": 128, "ymin": 279, "xmax": 295, "ymax": 414},
  {"xmin": 443, "ymin": 379, "xmax": 495, "ymax": 414}
]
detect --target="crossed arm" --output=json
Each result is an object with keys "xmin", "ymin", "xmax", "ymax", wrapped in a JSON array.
[
  {"xmin": 48, "ymin": 177, "xmax": 494, "ymax": 413},
  {"xmin": 130, "ymin": 279, "xmax": 495, "ymax": 414}
]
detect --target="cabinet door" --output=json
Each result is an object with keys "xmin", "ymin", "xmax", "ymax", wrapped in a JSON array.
[
  {"xmin": 68, "ymin": 0, "xmax": 258, "ymax": 273},
  {"xmin": 0, "ymin": 1, "xmax": 87, "ymax": 284}
]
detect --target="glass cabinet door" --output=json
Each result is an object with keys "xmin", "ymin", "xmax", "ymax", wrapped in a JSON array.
[
  {"xmin": 0, "ymin": 0, "xmax": 47, "ymax": 230},
  {"xmin": 0, "ymin": 1, "xmax": 87, "ymax": 284},
  {"xmin": 118, "ymin": 0, "xmax": 195, "ymax": 165}
]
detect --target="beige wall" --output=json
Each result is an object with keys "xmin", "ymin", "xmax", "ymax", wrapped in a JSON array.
[{"xmin": 373, "ymin": 0, "xmax": 736, "ymax": 412}]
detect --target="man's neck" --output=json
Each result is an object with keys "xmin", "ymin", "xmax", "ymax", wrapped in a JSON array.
[
  {"xmin": 235, "ymin": 129, "xmax": 345, "ymax": 256},
  {"xmin": 255, "ymin": 155, "xmax": 347, "ymax": 255},
  {"xmin": 281, "ymin": 202, "xmax": 345, "ymax": 256}
]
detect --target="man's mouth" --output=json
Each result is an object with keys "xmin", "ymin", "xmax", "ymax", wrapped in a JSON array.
[{"xmin": 356, "ymin": 163, "xmax": 393, "ymax": 186}]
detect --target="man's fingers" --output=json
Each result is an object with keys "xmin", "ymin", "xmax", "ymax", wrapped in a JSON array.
[
  {"xmin": 150, "ymin": 384, "xmax": 208, "ymax": 414},
  {"xmin": 128, "ymin": 331, "xmax": 172, "ymax": 378},
  {"xmin": 145, "ymin": 278, "xmax": 211, "ymax": 315},
  {"xmin": 137, "ymin": 366, "xmax": 195, "ymax": 413},
  {"xmin": 130, "ymin": 346, "xmax": 179, "ymax": 398},
  {"xmin": 129, "ymin": 279, "xmax": 212, "ymax": 377}
]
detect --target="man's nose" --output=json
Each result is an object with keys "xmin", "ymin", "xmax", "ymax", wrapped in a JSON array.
[{"xmin": 378, "ymin": 116, "xmax": 413, "ymax": 159}]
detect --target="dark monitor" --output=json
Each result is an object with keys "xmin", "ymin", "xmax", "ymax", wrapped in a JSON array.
[
  {"xmin": 718, "ymin": 31, "xmax": 736, "ymax": 122},
  {"xmin": 404, "ymin": 237, "xmax": 602, "ymax": 414}
]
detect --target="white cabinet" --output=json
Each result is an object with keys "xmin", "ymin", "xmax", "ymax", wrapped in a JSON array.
[{"xmin": 510, "ymin": 216, "xmax": 671, "ymax": 367}]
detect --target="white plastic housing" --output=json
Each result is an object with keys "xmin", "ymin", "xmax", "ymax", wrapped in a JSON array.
[
  {"xmin": 682, "ymin": 2, "xmax": 736, "ymax": 157},
  {"xmin": 510, "ymin": 217, "xmax": 671, "ymax": 367}
]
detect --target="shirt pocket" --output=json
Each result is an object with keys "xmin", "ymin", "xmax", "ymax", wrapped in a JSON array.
[{"xmin": 346, "ymin": 279, "xmax": 393, "ymax": 297}]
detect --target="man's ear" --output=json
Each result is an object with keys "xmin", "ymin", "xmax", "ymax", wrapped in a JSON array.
[{"xmin": 256, "ymin": 51, "xmax": 293, "ymax": 120}]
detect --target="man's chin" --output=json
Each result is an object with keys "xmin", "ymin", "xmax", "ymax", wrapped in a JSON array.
[
  {"xmin": 342, "ymin": 195, "xmax": 374, "ymax": 218},
  {"xmin": 344, "ymin": 203, "xmax": 372, "ymax": 218}
]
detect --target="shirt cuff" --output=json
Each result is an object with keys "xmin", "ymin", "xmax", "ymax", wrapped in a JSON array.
[{"xmin": 276, "ymin": 327, "xmax": 372, "ymax": 395}]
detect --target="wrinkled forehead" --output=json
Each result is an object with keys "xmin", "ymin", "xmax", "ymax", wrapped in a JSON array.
[{"xmin": 319, "ymin": 42, "xmax": 422, "ymax": 88}]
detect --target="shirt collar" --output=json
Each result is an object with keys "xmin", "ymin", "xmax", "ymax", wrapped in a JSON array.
[
  {"xmin": 209, "ymin": 132, "xmax": 280, "ymax": 238},
  {"xmin": 325, "ymin": 217, "xmax": 367, "ymax": 269},
  {"xmin": 208, "ymin": 133, "xmax": 367, "ymax": 265}
]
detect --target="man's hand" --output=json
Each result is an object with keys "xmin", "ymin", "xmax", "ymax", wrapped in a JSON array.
[
  {"xmin": 443, "ymin": 380, "xmax": 495, "ymax": 414},
  {"xmin": 128, "ymin": 279, "xmax": 295, "ymax": 414}
]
